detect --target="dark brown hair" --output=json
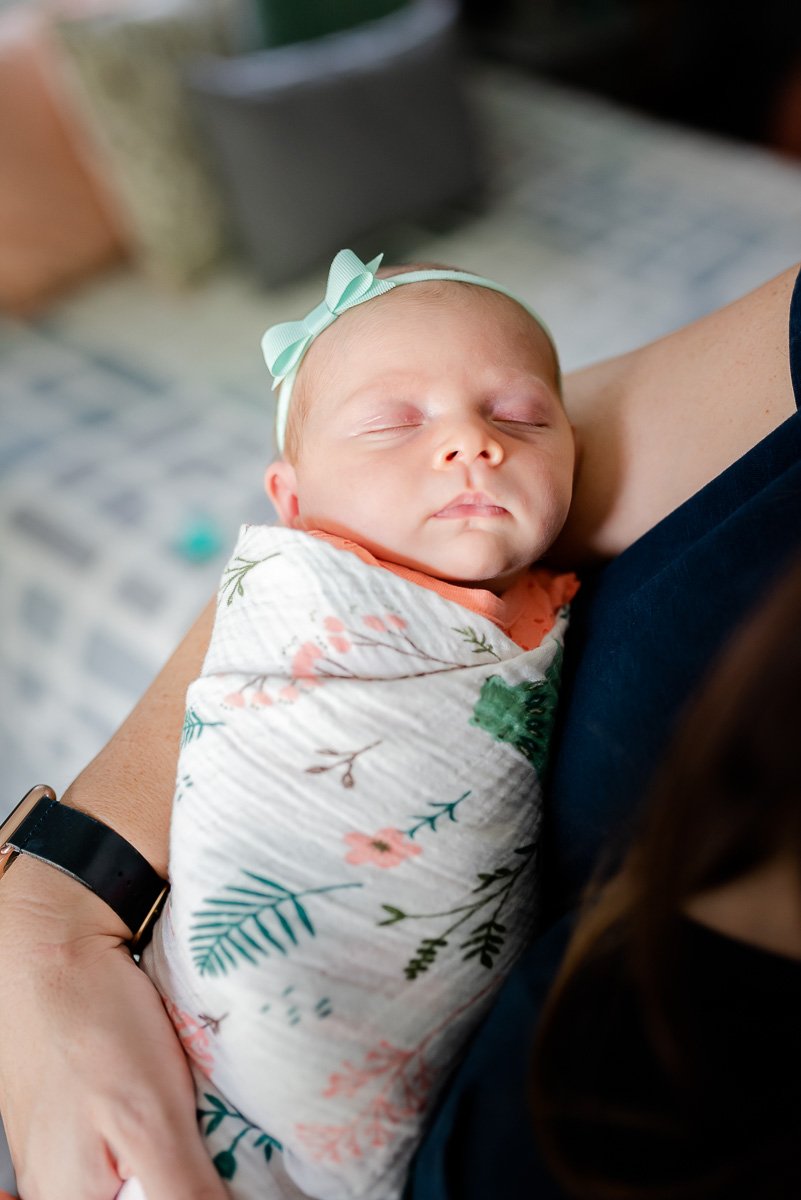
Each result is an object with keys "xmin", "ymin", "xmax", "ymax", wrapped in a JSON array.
[{"xmin": 530, "ymin": 553, "xmax": 801, "ymax": 1197}]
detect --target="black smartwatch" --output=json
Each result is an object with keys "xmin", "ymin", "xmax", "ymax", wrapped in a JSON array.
[{"xmin": 0, "ymin": 786, "xmax": 169, "ymax": 951}]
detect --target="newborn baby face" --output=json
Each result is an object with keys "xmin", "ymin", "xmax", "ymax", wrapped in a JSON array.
[{"xmin": 266, "ymin": 284, "xmax": 574, "ymax": 593}]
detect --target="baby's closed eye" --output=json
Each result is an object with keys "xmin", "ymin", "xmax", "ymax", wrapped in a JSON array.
[
  {"xmin": 490, "ymin": 392, "xmax": 555, "ymax": 429},
  {"xmin": 492, "ymin": 409, "xmax": 551, "ymax": 432},
  {"xmin": 357, "ymin": 404, "xmax": 424, "ymax": 435}
]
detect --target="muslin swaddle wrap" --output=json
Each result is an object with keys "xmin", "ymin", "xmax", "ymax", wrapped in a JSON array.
[{"xmin": 141, "ymin": 525, "xmax": 574, "ymax": 1199}]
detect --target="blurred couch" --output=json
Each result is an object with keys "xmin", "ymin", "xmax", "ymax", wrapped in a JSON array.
[
  {"xmin": 187, "ymin": 0, "xmax": 480, "ymax": 284},
  {"xmin": 0, "ymin": 5, "xmax": 126, "ymax": 316},
  {"xmin": 48, "ymin": 0, "xmax": 236, "ymax": 286},
  {"xmin": 1, "ymin": 0, "xmax": 480, "ymax": 310}
]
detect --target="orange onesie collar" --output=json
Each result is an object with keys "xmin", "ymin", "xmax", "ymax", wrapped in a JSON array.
[{"xmin": 307, "ymin": 530, "xmax": 578, "ymax": 651}]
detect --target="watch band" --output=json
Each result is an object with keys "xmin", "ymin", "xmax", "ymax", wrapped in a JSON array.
[{"xmin": 1, "ymin": 792, "xmax": 169, "ymax": 950}]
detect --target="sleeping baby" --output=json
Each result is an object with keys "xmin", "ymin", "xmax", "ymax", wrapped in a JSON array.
[{"xmin": 126, "ymin": 249, "xmax": 578, "ymax": 1200}]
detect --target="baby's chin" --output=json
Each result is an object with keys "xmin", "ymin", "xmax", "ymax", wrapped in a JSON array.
[
  {"xmin": 411, "ymin": 552, "xmax": 529, "ymax": 595},
  {"xmin": 441, "ymin": 566, "xmax": 528, "ymax": 594},
  {"xmin": 427, "ymin": 541, "xmax": 534, "ymax": 594},
  {"xmin": 355, "ymin": 532, "xmax": 532, "ymax": 595}
]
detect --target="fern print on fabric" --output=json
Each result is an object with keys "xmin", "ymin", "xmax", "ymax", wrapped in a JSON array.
[
  {"xmin": 181, "ymin": 707, "xmax": 223, "ymax": 748},
  {"xmin": 190, "ymin": 871, "xmax": 362, "ymax": 977},
  {"xmin": 378, "ymin": 844, "xmax": 537, "ymax": 979},
  {"xmin": 403, "ymin": 791, "xmax": 471, "ymax": 839}
]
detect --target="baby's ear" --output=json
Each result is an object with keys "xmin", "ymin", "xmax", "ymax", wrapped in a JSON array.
[{"xmin": 265, "ymin": 460, "xmax": 300, "ymax": 527}]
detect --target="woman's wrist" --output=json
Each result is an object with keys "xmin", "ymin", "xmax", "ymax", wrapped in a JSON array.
[
  {"xmin": 1, "ymin": 785, "xmax": 170, "ymax": 953},
  {"xmin": 61, "ymin": 766, "xmax": 171, "ymax": 880},
  {"xmin": 0, "ymin": 852, "xmax": 132, "ymax": 948}
]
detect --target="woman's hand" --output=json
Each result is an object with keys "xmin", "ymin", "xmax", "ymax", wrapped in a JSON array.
[{"xmin": 0, "ymin": 859, "xmax": 227, "ymax": 1200}]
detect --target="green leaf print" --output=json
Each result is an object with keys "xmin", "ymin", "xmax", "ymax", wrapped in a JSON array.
[
  {"xmin": 219, "ymin": 552, "xmax": 280, "ymax": 607},
  {"xmin": 379, "ymin": 844, "xmax": 537, "ymax": 980},
  {"xmin": 190, "ymin": 870, "xmax": 362, "ymax": 977},
  {"xmin": 460, "ymin": 919, "xmax": 506, "ymax": 969},
  {"xmin": 404, "ymin": 791, "xmax": 471, "ymax": 839},
  {"xmin": 378, "ymin": 904, "xmax": 406, "ymax": 926},
  {"xmin": 198, "ymin": 1094, "xmax": 283, "ymax": 1179},
  {"xmin": 181, "ymin": 707, "xmax": 224, "ymax": 748},
  {"xmin": 212, "ymin": 1150, "xmax": 236, "ymax": 1180},
  {"xmin": 405, "ymin": 936, "xmax": 448, "ymax": 980},
  {"xmin": 452, "ymin": 625, "xmax": 501, "ymax": 661},
  {"xmin": 469, "ymin": 645, "xmax": 564, "ymax": 775}
]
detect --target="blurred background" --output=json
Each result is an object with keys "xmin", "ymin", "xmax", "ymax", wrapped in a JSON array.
[
  {"xmin": 2, "ymin": 0, "xmax": 801, "ymax": 808},
  {"xmin": 1, "ymin": 3, "xmax": 801, "ymax": 1186}
]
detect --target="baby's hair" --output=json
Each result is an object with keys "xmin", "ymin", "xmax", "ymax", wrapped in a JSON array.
[{"xmin": 279, "ymin": 261, "xmax": 560, "ymax": 462}]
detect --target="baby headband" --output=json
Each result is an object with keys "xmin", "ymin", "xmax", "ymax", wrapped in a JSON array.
[{"xmin": 261, "ymin": 248, "xmax": 556, "ymax": 453}]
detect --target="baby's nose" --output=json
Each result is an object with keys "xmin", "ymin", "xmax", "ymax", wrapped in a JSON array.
[{"xmin": 434, "ymin": 425, "xmax": 504, "ymax": 468}]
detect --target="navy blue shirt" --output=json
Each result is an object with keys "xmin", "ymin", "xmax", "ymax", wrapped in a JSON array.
[{"xmin": 409, "ymin": 268, "xmax": 801, "ymax": 1199}]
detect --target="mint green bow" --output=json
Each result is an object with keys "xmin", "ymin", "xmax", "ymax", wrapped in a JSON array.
[{"xmin": 261, "ymin": 249, "xmax": 395, "ymax": 389}]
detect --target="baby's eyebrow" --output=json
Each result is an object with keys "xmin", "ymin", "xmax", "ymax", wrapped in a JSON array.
[
  {"xmin": 339, "ymin": 378, "xmax": 422, "ymax": 412},
  {"xmin": 490, "ymin": 375, "xmax": 562, "ymax": 409}
]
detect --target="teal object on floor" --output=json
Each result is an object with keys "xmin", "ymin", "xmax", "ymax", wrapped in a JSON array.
[{"xmin": 174, "ymin": 517, "xmax": 225, "ymax": 564}]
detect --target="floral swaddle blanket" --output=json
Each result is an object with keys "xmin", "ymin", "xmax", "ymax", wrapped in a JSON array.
[{"xmin": 138, "ymin": 525, "xmax": 572, "ymax": 1200}]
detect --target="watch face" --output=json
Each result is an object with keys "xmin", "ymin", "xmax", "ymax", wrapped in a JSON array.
[{"xmin": 0, "ymin": 785, "xmax": 56, "ymax": 875}]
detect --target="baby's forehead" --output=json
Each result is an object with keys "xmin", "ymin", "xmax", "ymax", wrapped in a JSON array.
[
  {"xmin": 286, "ymin": 284, "xmax": 560, "ymax": 460},
  {"xmin": 302, "ymin": 282, "xmax": 550, "ymax": 377}
]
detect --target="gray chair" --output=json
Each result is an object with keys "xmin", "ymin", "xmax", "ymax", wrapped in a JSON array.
[{"xmin": 186, "ymin": 0, "xmax": 481, "ymax": 285}]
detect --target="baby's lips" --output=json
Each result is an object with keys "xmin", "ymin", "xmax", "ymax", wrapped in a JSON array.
[{"xmin": 433, "ymin": 491, "xmax": 509, "ymax": 518}]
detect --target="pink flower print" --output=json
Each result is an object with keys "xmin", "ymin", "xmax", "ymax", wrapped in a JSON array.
[
  {"xmin": 387, "ymin": 614, "xmax": 407, "ymax": 630},
  {"xmin": 296, "ymin": 1039, "xmax": 433, "ymax": 1162},
  {"xmin": 161, "ymin": 998, "xmax": 214, "ymax": 1076},
  {"xmin": 223, "ymin": 691, "xmax": 245, "ymax": 707},
  {"xmin": 251, "ymin": 690, "xmax": 273, "ymax": 706},
  {"xmin": 344, "ymin": 828, "xmax": 423, "ymax": 869},
  {"xmin": 292, "ymin": 641, "xmax": 324, "ymax": 679},
  {"xmin": 363, "ymin": 615, "xmax": 386, "ymax": 632},
  {"xmin": 323, "ymin": 618, "xmax": 351, "ymax": 652},
  {"xmin": 281, "ymin": 684, "xmax": 301, "ymax": 702}
]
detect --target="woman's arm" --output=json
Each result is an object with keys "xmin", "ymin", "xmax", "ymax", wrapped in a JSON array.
[
  {"xmin": 0, "ymin": 601, "xmax": 226, "ymax": 1200},
  {"xmin": 556, "ymin": 263, "xmax": 799, "ymax": 561}
]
